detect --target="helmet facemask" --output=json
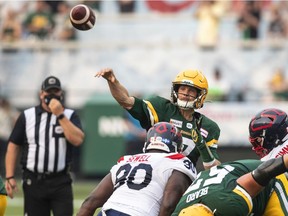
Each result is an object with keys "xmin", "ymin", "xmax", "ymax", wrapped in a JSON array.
[
  {"xmin": 249, "ymin": 130, "xmax": 269, "ymax": 158},
  {"xmin": 171, "ymin": 84, "xmax": 207, "ymax": 110}
]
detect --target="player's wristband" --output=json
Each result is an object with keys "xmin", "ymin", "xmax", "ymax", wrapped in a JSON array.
[
  {"xmin": 6, "ymin": 176, "xmax": 14, "ymax": 180},
  {"xmin": 57, "ymin": 113, "xmax": 65, "ymax": 120}
]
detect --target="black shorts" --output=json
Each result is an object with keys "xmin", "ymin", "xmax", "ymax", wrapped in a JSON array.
[{"xmin": 22, "ymin": 169, "xmax": 73, "ymax": 216}]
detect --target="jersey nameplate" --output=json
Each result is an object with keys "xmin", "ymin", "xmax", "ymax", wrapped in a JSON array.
[{"xmin": 170, "ymin": 119, "xmax": 182, "ymax": 128}]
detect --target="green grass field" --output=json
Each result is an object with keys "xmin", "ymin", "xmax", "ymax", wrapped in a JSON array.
[{"xmin": 5, "ymin": 179, "xmax": 101, "ymax": 216}]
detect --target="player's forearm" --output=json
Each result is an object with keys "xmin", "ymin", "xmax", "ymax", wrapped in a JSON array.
[
  {"xmin": 192, "ymin": 127, "xmax": 220, "ymax": 169},
  {"xmin": 284, "ymin": 154, "xmax": 288, "ymax": 168},
  {"xmin": 5, "ymin": 143, "xmax": 20, "ymax": 177},
  {"xmin": 238, "ymin": 155, "xmax": 288, "ymax": 198},
  {"xmin": 196, "ymin": 140, "xmax": 217, "ymax": 169},
  {"xmin": 203, "ymin": 158, "xmax": 221, "ymax": 170},
  {"xmin": 77, "ymin": 197, "xmax": 97, "ymax": 216},
  {"xmin": 107, "ymin": 79, "xmax": 135, "ymax": 110},
  {"xmin": 59, "ymin": 118, "xmax": 84, "ymax": 146},
  {"xmin": 159, "ymin": 195, "xmax": 183, "ymax": 216},
  {"xmin": 159, "ymin": 171, "xmax": 192, "ymax": 216}
]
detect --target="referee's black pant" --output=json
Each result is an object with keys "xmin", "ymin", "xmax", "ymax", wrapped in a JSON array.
[{"xmin": 22, "ymin": 169, "xmax": 73, "ymax": 216}]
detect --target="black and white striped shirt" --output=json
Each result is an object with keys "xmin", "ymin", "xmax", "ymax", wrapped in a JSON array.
[{"xmin": 9, "ymin": 105, "xmax": 83, "ymax": 174}]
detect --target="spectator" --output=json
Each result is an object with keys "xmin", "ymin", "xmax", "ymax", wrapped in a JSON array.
[
  {"xmin": 0, "ymin": 97, "xmax": 19, "ymax": 177},
  {"xmin": 194, "ymin": 1, "xmax": 227, "ymax": 50},
  {"xmin": 117, "ymin": 0, "xmax": 135, "ymax": 13},
  {"xmin": 45, "ymin": 0, "xmax": 63, "ymax": 15},
  {"xmin": 277, "ymin": 1, "xmax": 288, "ymax": 27},
  {"xmin": 0, "ymin": 1, "xmax": 28, "ymax": 21},
  {"xmin": 0, "ymin": 7, "xmax": 22, "ymax": 53},
  {"xmin": 268, "ymin": 68, "xmax": 288, "ymax": 101},
  {"xmin": 206, "ymin": 67, "xmax": 231, "ymax": 101},
  {"xmin": 237, "ymin": 0, "xmax": 262, "ymax": 48},
  {"xmin": 22, "ymin": 0, "xmax": 55, "ymax": 41},
  {"xmin": 53, "ymin": 1, "xmax": 77, "ymax": 41},
  {"xmin": 5, "ymin": 76, "xmax": 85, "ymax": 216},
  {"xmin": 267, "ymin": 3, "xmax": 287, "ymax": 45},
  {"xmin": 77, "ymin": 122, "xmax": 197, "ymax": 216},
  {"xmin": 82, "ymin": 1, "xmax": 102, "ymax": 12}
]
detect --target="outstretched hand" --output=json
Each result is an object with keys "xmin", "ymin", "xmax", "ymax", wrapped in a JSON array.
[{"xmin": 95, "ymin": 68, "xmax": 116, "ymax": 83}]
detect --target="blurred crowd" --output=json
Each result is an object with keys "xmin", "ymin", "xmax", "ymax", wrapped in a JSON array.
[
  {"xmin": 0, "ymin": 1, "xmax": 288, "ymax": 43},
  {"xmin": 0, "ymin": 1, "xmax": 77, "ymax": 43},
  {"xmin": 0, "ymin": 0, "xmax": 139, "ymax": 43},
  {"xmin": 0, "ymin": 0, "xmax": 288, "ymax": 104}
]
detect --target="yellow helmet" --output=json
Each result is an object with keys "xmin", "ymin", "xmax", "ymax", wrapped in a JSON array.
[
  {"xmin": 171, "ymin": 69, "xmax": 208, "ymax": 109},
  {"xmin": 179, "ymin": 204, "xmax": 214, "ymax": 216}
]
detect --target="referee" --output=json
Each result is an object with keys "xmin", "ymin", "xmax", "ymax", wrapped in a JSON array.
[{"xmin": 5, "ymin": 76, "xmax": 85, "ymax": 216}]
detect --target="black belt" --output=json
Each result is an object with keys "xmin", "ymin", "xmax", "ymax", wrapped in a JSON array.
[{"xmin": 23, "ymin": 168, "xmax": 68, "ymax": 180}]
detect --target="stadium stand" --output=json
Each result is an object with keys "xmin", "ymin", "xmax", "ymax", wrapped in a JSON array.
[{"xmin": 0, "ymin": 1, "xmax": 288, "ymax": 173}]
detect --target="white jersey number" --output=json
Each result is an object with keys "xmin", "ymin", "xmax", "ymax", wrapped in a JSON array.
[{"xmin": 186, "ymin": 165, "xmax": 234, "ymax": 192}]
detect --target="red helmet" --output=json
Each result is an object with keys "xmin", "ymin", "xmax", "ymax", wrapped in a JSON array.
[{"xmin": 249, "ymin": 108, "xmax": 288, "ymax": 158}]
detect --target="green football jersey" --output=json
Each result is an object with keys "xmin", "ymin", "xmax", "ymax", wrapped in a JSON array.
[
  {"xmin": 0, "ymin": 176, "xmax": 7, "ymax": 195},
  {"xmin": 173, "ymin": 159, "xmax": 278, "ymax": 216},
  {"xmin": 128, "ymin": 96, "xmax": 220, "ymax": 165}
]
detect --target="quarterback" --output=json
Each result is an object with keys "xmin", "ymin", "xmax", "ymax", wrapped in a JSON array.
[{"xmin": 95, "ymin": 68, "xmax": 221, "ymax": 170}]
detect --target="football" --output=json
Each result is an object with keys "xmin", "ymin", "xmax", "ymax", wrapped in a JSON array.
[{"xmin": 70, "ymin": 4, "xmax": 96, "ymax": 31}]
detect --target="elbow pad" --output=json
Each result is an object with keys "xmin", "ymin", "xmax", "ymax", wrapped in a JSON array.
[{"xmin": 252, "ymin": 157, "xmax": 287, "ymax": 186}]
